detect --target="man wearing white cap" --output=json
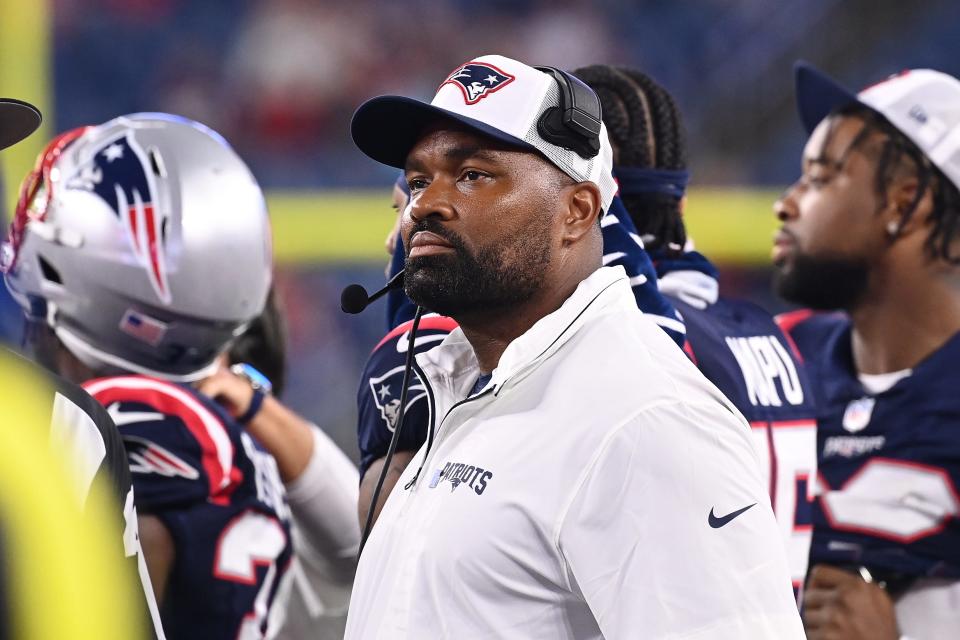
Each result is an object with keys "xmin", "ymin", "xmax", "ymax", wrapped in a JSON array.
[
  {"xmin": 345, "ymin": 54, "xmax": 803, "ymax": 639},
  {"xmin": 775, "ymin": 63, "xmax": 960, "ymax": 639}
]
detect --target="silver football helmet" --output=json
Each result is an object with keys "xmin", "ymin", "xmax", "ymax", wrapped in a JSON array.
[{"xmin": 2, "ymin": 113, "xmax": 272, "ymax": 380}]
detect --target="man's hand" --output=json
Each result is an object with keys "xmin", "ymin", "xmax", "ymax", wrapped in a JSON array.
[
  {"xmin": 802, "ymin": 564, "xmax": 899, "ymax": 640},
  {"xmin": 198, "ymin": 364, "xmax": 313, "ymax": 482},
  {"xmin": 197, "ymin": 366, "xmax": 254, "ymax": 419}
]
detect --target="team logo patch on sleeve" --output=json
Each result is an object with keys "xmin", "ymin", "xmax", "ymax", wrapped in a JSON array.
[
  {"xmin": 124, "ymin": 435, "xmax": 199, "ymax": 480},
  {"xmin": 441, "ymin": 62, "xmax": 515, "ymax": 105},
  {"xmin": 369, "ymin": 365, "xmax": 427, "ymax": 432}
]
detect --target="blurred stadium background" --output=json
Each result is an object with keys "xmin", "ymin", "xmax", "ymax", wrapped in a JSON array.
[{"xmin": 1, "ymin": 0, "xmax": 957, "ymax": 458}]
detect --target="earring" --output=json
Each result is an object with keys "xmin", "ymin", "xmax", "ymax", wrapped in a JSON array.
[{"xmin": 887, "ymin": 220, "xmax": 900, "ymax": 237}]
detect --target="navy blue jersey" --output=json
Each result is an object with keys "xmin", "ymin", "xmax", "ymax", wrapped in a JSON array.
[
  {"xmin": 357, "ymin": 315, "xmax": 457, "ymax": 476},
  {"xmin": 600, "ymin": 197, "xmax": 685, "ymax": 346},
  {"xmin": 83, "ymin": 375, "xmax": 293, "ymax": 640},
  {"xmin": 779, "ymin": 311, "xmax": 960, "ymax": 582},
  {"xmin": 675, "ymin": 297, "xmax": 816, "ymax": 423}
]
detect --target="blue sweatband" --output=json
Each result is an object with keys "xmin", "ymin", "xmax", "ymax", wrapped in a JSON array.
[{"xmin": 615, "ymin": 167, "xmax": 689, "ymax": 199}]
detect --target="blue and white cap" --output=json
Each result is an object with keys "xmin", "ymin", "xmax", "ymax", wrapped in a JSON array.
[
  {"xmin": 352, "ymin": 54, "xmax": 617, "ymax": 211},
  {"xmin": 796, "ymin": 61, "xmax": 960, "ymax": 192}
]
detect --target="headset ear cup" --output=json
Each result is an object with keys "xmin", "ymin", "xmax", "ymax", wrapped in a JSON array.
[
  {"xmin": 537, "ymin": 107, "xmax": 567, "ymax": 145},
  {"xmin": 534, "ymin": 65, "xmax": 602, "ymax": 160},
  {"xmin": 538, "ymin": 106, "xmax": 601, "ymax": 159}
]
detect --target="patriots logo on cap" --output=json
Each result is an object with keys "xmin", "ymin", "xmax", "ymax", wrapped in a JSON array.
[
  {"xmin": 441, "ymin": 61, "xmax": 515, "ymax": 105},
  {"xmin": 67, "ymin": 133, "xmax": 171, "ymax": 304}
]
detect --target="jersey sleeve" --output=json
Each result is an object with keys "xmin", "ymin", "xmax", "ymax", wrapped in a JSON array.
[
  {"xmin": 600, "ymin": 196, "xmax": 686, "ymax": 346},
  {"xmin": 356, "ymin": 316, "xmax": 457, "ymax": 477},
  {"xmin": 557, "ymin": 401, "xmax": 804, "ymax": 639},
  {"xmin": 83, "ymin": 376, "xmax": 240, "ymax": 513}
]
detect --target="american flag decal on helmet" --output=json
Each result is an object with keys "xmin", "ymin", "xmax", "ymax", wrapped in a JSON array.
[
  {"xmin": 119, "ymin": 308, "xmax": 168, "ymax": 346},
  {"xmin": 69, "ymin": 133, "xmax": 171, "ymax": 304},
  {"xmin": 441, "ymin": 61, "xmax": 515, "ymax": 105}
]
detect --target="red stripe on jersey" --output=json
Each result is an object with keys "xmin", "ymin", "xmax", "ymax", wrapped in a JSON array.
[
  {"xmin": 774, "ymin": 309, "xmax": 816, "ymax": 334},
  {"xmin": 84, "ymin": 375, "xmax": 241, "ymax": 505},
  {"xmin": 774, "ymin": 309, "xmax": 817, "ymax": 363},
  {"xmin": 374, "ymin": 315, "xmax": 459, "ymax": 352}
]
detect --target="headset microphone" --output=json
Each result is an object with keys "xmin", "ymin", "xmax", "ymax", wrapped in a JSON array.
[
  {"xmin": 340, "ymin": 270, "xmax": 405, "ymax": 314},
  {"xmin": 339, "ymin": 268, "xmax": 423, "ymax": 553}
]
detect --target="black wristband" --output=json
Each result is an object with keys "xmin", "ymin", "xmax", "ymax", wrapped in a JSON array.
[{"xmin": 237, "ymin": 387, "xmax": 266, "ymax": 425}]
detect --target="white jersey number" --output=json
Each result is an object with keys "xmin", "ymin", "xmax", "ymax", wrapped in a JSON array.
[
  {"xmin": 751, "ymin": 420, "xmax": 817, "ymax": 599},
  {"xmin": 819, "ymin": 458, "xmax": 960, "ymax": 542},
  {"xmin": 214, "ymin": 510, "xmax": 287, "ymax": 640}
]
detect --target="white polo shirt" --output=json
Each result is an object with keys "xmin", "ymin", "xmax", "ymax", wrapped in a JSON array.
[{"xmin": 345, "ymin": 267, "xmax": 803, "ymax": 639}]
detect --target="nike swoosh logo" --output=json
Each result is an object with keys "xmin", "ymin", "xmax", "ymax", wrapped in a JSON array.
[
  {"xmin": 107, "ymin": 402, "xmax": 164, "ymax": 427},
  {"xmin": 708, "ymin": 503, "xmax": 756, "ymax": 528}
]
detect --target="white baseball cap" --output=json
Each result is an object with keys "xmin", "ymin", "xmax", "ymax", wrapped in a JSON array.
[
  {"xmin": 351, "ymin": 54, "xmax": 617, "ymax": 211},
  {"xmin": 0, "ymin": 98, "xmax": 41, "ymax": 151},
  {"xmin": 795, "ymin": 61, "xmax": 960, "ymax": 192}
]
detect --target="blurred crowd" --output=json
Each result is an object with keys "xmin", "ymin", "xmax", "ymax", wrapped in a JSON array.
[{"xmin": 53, "ymin": 0, "xmax": 960, "ymax": 188}]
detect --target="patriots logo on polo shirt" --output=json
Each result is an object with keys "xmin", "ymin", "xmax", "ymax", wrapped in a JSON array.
[{"xmin": 441, "ymin": 61, "xmax": 515, "ymax": 105}]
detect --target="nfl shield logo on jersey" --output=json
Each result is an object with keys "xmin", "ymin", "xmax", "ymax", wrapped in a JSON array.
[
  {"xmin": 441, "ymin": 61, "xmax": 516, "ymax": 105},
  {"xmin": 842, "ymin": 396, "xmax": 876, "ymax": 433}
]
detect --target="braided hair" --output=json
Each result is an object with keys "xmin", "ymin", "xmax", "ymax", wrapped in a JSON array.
[
  {"xmin": 572, "ymin": 64, "xmax": 688, "ymax": 253},
  {"xmin": 825, "ymin": 104, "xmax": 960, "ymax": 264}
]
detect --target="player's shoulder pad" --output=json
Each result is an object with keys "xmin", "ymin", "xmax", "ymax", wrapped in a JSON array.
[
  {"xmin": 356, "ymin": 316, "xmax": 456, "ymax": 475},
  {"xmin": 373, "ymin": 315, "xmax": 459, "ymax": 353},
  {"xmin": 364, "ymin": 315, "xmax": 459, "ymax": 384},
  {"xmin": 83, "ymin": 375, "xmax": 239, "ymax": 505}
]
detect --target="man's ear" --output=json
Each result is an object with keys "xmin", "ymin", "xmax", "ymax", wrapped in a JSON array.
[
  {"xmin": 884, "ymin": 174, "xmax": 935, "ymax": 237},
  {"xmin": 562, "ymin": 182, "xmax": 602, "ymax": 245}
]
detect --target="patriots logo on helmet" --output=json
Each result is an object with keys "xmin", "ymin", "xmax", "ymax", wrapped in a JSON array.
[
  {"xmin": 369, "ymin": 364, "xmax": 428, "ymax": 432},
  {"xmin": 67, "ymin": 133, "xmax": 171, "ymax": 304},
  {"xmin": 441, "ymin": 62, "xmax": 515, "ymax": 105}
]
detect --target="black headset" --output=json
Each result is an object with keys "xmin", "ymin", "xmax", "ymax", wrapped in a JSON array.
[{"xmin": 535, "ymin": 66, "xmax": 603, "ymax": 160}]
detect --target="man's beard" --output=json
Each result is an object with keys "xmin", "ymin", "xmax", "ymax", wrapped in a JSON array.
[
  {"xmin": 773, "ymin": 252, "xmax": 870, "ymax": 311},
  {"xmin": 404, "ymin": 219, "xmax": 551, "ymax": 318}
]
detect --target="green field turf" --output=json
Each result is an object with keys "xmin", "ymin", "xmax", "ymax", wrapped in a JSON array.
[{"xmin": 267, "ymin": 188, "xmax": 783, "ymax": 266}]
